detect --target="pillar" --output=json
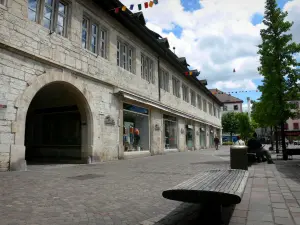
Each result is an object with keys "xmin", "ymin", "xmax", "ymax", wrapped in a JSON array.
[
  {"xmin": 150, "ymin": 108, "xmax": 163, "ymax": 155},
  {"xmin": 178, "ymin": 117, "xmax": 186, "ymax": 152}
]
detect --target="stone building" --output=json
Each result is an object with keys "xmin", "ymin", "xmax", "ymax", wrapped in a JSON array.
[{"xmin": 0, "ymin": 0, "xmax": 222, "ymax": 171}]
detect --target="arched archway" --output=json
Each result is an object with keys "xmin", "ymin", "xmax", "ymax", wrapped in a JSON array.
[{"xmin": 24, "ymin": 81, "xmax": 92, "ymax": 164}]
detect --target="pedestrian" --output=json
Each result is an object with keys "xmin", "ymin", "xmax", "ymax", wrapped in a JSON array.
[
  {"xmin": 247, "ymin": 132, "xmax": 274, "ymax": 164},
  {"xmin": 234, "ymin": 136, "xmax": 245, "ymax": 145},
  {"xmin": 214, "ymin": 136, "xmax": 220, "ymax": 150}
]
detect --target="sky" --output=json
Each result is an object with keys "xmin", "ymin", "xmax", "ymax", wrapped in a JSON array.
[{"xmin": 119, "ymin": 0, "xmax": 300, "ymax": 111}]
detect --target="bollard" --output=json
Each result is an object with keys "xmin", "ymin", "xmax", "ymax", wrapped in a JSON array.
[{"xmin": 230, "ymin": 145, "xmax": 248, "ymax": 170}]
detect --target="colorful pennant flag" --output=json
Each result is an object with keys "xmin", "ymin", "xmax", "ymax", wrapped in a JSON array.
[
  {"xmin": 112, "ymin": 1, "xmax": 159, "ymax": 13},
  {"xmin": 212, "ymin": 90, "xmax": 260, "ymax": 95},
  {"xmin": 184, "ymin": 71, "xmax": 194, "ymax": 76}
]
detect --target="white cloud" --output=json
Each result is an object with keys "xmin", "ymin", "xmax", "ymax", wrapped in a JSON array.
[{"xmin": 120, "ymin": 0, "xmax": 300, "ymax": 90}]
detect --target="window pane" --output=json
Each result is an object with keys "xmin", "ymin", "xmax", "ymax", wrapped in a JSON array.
[
  {"xmin": 28, "ymin": 9, "xmax": 37, "ymax": 22},
  {"xmin": 57, "ymin": 15, "xmax": 64, "ymax": 27},
  {"xmin": 43, "ymin": 17, "xmax": 51, "ymax": 29},
  {"xmin": 44, "ymin": 6, "xmax": 52, "ymax": 20},
  {"xmin": 58, "ymin": 2, "xmax": 65, "ymax": 13},
  {"xmin": 29, "ymin": 0, "xmax": 37, "ymax": 10},
  {"xmin": 82, "ymin": 30, "xmax": 87, "ymax": 48},
  {"xmin": 82, "ymin": 19, "xmax": 88, "ymax": 29},
  {"xmin": 57, "ymin": 25, "xmax": 63, "ymax": 35},
  {"xmin": 92, "ymin": 24, "xmax": 97, "ymax": 35},
  {"xmin": 45, "ymin": 0, "xmax": 53, "ymax": 5}
]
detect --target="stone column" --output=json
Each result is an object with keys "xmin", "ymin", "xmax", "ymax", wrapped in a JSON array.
[
  {"xmin": 150, "ymin": 108, "xmax": 163, "ymax": 155},
  {"xmin": 206, "ymin": 124, "xmax": 210, "ymax": 148},
  {"xmin": 178, "ymin": 117, "xmax": 186, "ymax": 152},
  {"xmin": 194, "ymin": 122, "xmax": 200, "ymax": 150}
]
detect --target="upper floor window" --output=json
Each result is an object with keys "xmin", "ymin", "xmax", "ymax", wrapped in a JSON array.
[
  {"xmin": 0, "ymin": 0, "xmax": 6, "ymax": 6},
  {"xmin": 160, "ymin": 69, "xmax": 169, "ymax": 92},
  {"xmin": 223, "ymin": 106, "xmax": 227, "ymax": 111},
  {"xmin": 213, "ymin": 106, "xmax": 216, "ymax": 116},
  {"xmin": 172, "ymin": 77, "xmax": 180, "ymax": 98},
  {"xmin": 293, "ymin": 123, "xmax": 299, "ymax": 130},
  {"xmin": 182, "ymin": 84, "xmax": 189, "ymax": 102},
  {"xmin": 82, "ymin": 17, "xmax": 107, "ymax": 57},
  {"xmin": 117, "ymin": 40, "xmax": 134, "ymax": 72},
  {"xmin": 234, "ymin": 105, "xmax": 239, "ymax": 110},
  {"xmin": 28, "ymin": 0, "xmax": 68, "ymax": 37},
  {"xmin": 197, "ymin": 95, "xmax": 202, "ymax": 110},
  {"xmin": 284, "ymin": 123, "xmax": 289, "ymax": 130},
  {"xmin": 208, "ymin": 103, "xmax": 213, "ymax": 115},
  {"xmin": 190, "ymin": 90, "xmax": 196, "ymax": 106},
  {"xmin": 141, "ymin": 54, "xmax": 154, "ymax": 83},
  {"xmin": 203, "ymin": 99, "xmax": 207, "ymax": 112}
]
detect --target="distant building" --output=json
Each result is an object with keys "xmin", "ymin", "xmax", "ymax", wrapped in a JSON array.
[{"xmin": 209, "ymin": 89, "xmax": 244, "ymax": 142}]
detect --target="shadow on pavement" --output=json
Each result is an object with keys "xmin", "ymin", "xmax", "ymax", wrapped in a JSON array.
[
  {"xmin": 275, "ymin": 159, "xmax": 300, "ymax": 181},
  {"xmin": 152, "ymin": 203, "xmax": 235, "ymax": 225}
]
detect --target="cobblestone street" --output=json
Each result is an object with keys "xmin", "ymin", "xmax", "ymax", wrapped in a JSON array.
[{"xmin": 2, "ymin": 147, "xmax": 300, "ymax": 225}]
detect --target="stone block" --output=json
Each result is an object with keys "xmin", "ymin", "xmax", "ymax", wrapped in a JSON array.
[
  {"xmin": 0, "ymin": 144, "xmax": 10, "ymax": 153},
  {"xmin": 9, "ymin": 144, "xmax": 26, "ymax": 171}
]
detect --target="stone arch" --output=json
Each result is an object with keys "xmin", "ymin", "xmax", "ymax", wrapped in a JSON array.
[{"xmin": 11, "ymin": 71, "xmax": 96, "ymax": 170}]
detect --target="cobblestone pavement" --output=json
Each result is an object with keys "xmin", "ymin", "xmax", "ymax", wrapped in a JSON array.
[{"xmin": 2, "ymin": 147, "xmax": 300, "ymax": 225}]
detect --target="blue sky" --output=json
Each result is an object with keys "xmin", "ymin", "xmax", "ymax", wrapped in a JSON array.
[{"xmin": 121, "ymin": 0, "xmax": 300, "ymax": 110}]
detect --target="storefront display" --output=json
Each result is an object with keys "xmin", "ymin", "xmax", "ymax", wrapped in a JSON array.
[
  {"xmin": 163, "ymin": 115, "xmax": 177, "ymax": 149},
  {"xmin": 123, "ymin": 103, "xmax": 149, "ymax": 152},
  {"xmin": 186, "ymin": 124, "xmax": 194, "ymax": 149}
]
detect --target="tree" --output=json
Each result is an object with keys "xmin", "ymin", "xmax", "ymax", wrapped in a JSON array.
[
  {"xmin": 257, "ymin": 0, "xmax": 300, "ymax": 160},
  {"xmin": 236, "ymin": 112, "xmax": 252, "ymax": 141},
  {"xmin": 222, "ymin": 112, "xmax": 239, "ymax": 142}
]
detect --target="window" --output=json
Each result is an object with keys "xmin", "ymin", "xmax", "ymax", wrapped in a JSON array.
[
  {"xmin": 213, "ymin": 106, "xmax": 216, "ymax": 116},
  {"xmin": 28, "ymin": 0, "xmax": 68, "ymax": 36},
  {"xmin": 172, "ymin": 77, "xmax": 180, "ymax": 98},
  {"xmin": 141, "ymin": 54, "xmax": 154, "ymax": 83},
  {"xmin": 182, "ymin": 84, "xmax": 189, "ymax": 102},
  {"xmin": 284, "ymin": 123, "xmax": 289, "ymax": 130},
  {"xmin": 223, "ymin": 106, "xmax": 227, "ymax": 111},
  {"xmin": 203, "ymin": 99, "xmax": 207, "ymax": 112},
  {"xmin": 190, "ymin": 90, "xmax": 196, "ymax": 106},
  {"xmin": 117, "ymin": 40, "xmax": 134, "ymax": 72},
  {"xmin": 197, "ymin": 95, "xmax": 202, "ymax": 110},
  {"xmin": 82, "ymin": 17, "xmax": 108, "ymax": 57},
  {"xmin": 208, "ymin": 103, "xmax": 213, "ymax": 115},
  {"xmin": 234, "ymin": 105, "xmax": 239, "ymax": 110},
  {"xmin": 159, "ymin": 69, "xmax": 169, "ymax": 92},
  {"xmin": 294, "ymin": 123, "xmax": 299, "ymax": 130}
]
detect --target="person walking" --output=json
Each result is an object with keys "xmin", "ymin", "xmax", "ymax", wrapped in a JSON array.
[{"xmin": 214, "ymin": 136, "xmax": 220, "ymax": 150}]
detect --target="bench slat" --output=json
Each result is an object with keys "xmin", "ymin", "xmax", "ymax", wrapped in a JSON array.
[{"xmin": 162, "ymin": 169, "xmax": 249, "ymax": 205}]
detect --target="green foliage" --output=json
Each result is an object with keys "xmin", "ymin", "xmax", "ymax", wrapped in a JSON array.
[
  {"xmin": 257, "ymin": 0, "xmax": 300, "ymax": 126},
  {"xmin": 221, "ymin": 112, "xmax": 239, "ymax": 141},
  {"xmin": 235, "ymin": 112, "xmax": 252, "ymax": 140},
  {"xmin": 222, "ymin": 141, "xmax": 233, "ymax": 146}
]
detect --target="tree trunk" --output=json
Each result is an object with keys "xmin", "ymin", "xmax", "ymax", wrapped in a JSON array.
[
  {"xmin": 230, "ymin": 132, "xmax": 233, "ymax": 142},
  {"xmin": 270, "ymin": 126, "xmax": 274, "ymax": 150},
  {"xmin": 275, "ymin": 126, "xmax": 279, "ymax": 153},
  {"xmin": 281, "ymin": 122, "xmax": 288, "ymax": 160}
]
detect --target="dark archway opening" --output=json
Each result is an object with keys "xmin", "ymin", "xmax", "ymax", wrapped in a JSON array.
[{"xmin": 25, "ymin": 82, "xmax": 87, "ymax": 164}]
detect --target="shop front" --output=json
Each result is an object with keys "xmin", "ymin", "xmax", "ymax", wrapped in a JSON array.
[
  {"xmin": 123, "ymin": 103, "xmax": 149, "ymax": 152},
  {"xmin": 200, "ymin": 125, "xmax": 206, "ymax": 149},
  {"xmin": 163, "ymin": 114, "xmax": 177, "ymax": 149},
  {"xmin": 186, "ymin": 122, "xmax": 194, "ymax": 150}
]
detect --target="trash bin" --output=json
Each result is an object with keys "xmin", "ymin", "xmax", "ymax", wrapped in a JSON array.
[{"xmin": 230, "ymin": 145, "xmax": 248, "ymax": 170}]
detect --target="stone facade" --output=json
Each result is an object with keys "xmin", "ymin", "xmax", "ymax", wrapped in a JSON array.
[{"xmin": 0, "ymin": 0, "xmax": 222, "ymax": 171}]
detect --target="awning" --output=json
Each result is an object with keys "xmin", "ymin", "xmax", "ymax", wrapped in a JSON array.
[{"xmin": 114, "ymin": 88, "xmax": 222, "ymax": 129}]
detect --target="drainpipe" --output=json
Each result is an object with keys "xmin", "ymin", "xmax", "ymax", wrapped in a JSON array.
[{"xmin": 157, "ymin": 55, "xmax": 161, "ymax": 102}]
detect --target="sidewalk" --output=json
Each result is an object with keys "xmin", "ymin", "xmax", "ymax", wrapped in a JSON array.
[{"xmin": 230, "ymin": 159, "xmax": 300, "ymax": 225}]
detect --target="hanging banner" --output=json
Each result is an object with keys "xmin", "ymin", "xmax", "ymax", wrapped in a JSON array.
[{"xmin": 112, "ymin": 0, "xmax": 159, "ymax": 13}]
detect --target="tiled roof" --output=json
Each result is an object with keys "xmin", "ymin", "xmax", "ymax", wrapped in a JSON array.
[{"xmin": 209, "ymin": 89, "xmax": 243, "ymax": 103}]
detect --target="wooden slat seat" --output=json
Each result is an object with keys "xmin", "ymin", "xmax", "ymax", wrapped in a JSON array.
[{"xmin": 162, "ymin": 169, "xmax": 249, "ymax": 205}]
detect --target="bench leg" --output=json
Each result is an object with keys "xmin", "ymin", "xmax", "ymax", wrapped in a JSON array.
[{"xmin": 202, "ymin": 204, "xmax": 224, "ymax": 225}]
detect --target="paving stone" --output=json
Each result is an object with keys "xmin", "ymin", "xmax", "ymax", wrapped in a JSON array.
[
  {"xmin": 274, "ymin": 216, "xmax": 295, "ymax": 225},
  {"xmin": 272, "ymin": 203, "xmax": 287, "ymax": 209},
  {"xmin": 273, "ymin": 208, "xmax": 291, "ymax": 218},
  {"xmin": 247, "ymin": 211, "xmax": 273, "ymax": 222}
]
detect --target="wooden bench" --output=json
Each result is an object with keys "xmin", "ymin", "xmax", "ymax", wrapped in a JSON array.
[{"xmin": 162, "ymin": 169, "xmax": 249, "ymax": 225}]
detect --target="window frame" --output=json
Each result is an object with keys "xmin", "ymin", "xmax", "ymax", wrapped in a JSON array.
[
  {"xmin": 190, "ymin": 90, "xmax": 196, "ymax": 106},
  {"xmin": 203, "ymin": 99, "xmax": 207, "ymax": 112},
  {"xmin": 234, "ymin": 105, "xmax": 239, "ymax": 110},
  {"xmin": 172, "ymin": 76, "xmax": 180, "ymax": 98},
  {"xmin": 182, "ymin": 84, "xmax": 189, "ymax": 103},
  {"xmin": 159, "ymin": 68, "xmax": 169, "ymax": 92},
  {"xmin": 117, "ymin": 39, "xmax": 134, "ymax": 73},
  {"xmin": 141, "ymin": 53, "xmax": 154, "ymax": 83},
  {"xmin": 223, "ymin": 106, "xmax": 227, "ymax": 111},
  {"xmin": 197, "ymin": 95, "xmax": 202, "ymax": 110},
  {"xmin": 293, "ymin": 123, "xmax": 299, "ymax": 130}
]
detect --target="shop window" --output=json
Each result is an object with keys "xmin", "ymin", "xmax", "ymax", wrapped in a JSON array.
[
  {"xmin": 123, "ymin": 103, "xmax": 149, "ymax": 152},
  {"xmin": 182, "ymin": 84, "xmax": 189, "ymax": 102},
  {"xmin": 159, "ymin": 69, "xmax": 169, "ymax": 92},
  {"xmin": 172, "ymin": 77, "xmax": 180, "ymax": 98},
  {"xmin": 293, "ymin": 123, "xmax": 299, "ymax": 130},
  {"xmin": 141, "ymin": 54, "xmax": 154, "ymax": 83},
  {"xmin": 197, "ymin": 95, "xmax": 202, "ymax": 110},
  {"xmin": 203, "ymin": 99, "xmax": 207, "ymax": 112},
  {"xmin": 234, "ymin": 105, "xmax": 239, "ymax": 110},
  {"xmin": 28, "ymin": 0, "xmax": 69, "ymax": 37},
  {"xmin": 163, "ymin": 115, "xmax": 177, "ymax": 149},
  {"xmin": 190, "ymin": 90, "xmax": 196, "ymax": 106},
  {"xmin": 117, "ymin": 40, "xmax": 133, "ymax": 71}
]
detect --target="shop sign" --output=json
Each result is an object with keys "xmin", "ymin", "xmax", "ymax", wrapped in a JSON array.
[
  {"xmin": 104, "ymin": 115, "xmax": 115, "ymax": 126},
  {"xmin": 123, "ymin": 103, "xmax": 148, "ymax": 115}
]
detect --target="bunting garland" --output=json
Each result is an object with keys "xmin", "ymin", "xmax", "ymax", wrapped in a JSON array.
[
  {"xmin": 112, "ymin": 0, "xmax": 159, "ymax": 13},
  {"xmin": 212, "ymin": 90, "xmax": 260, "ymax": 95}
]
